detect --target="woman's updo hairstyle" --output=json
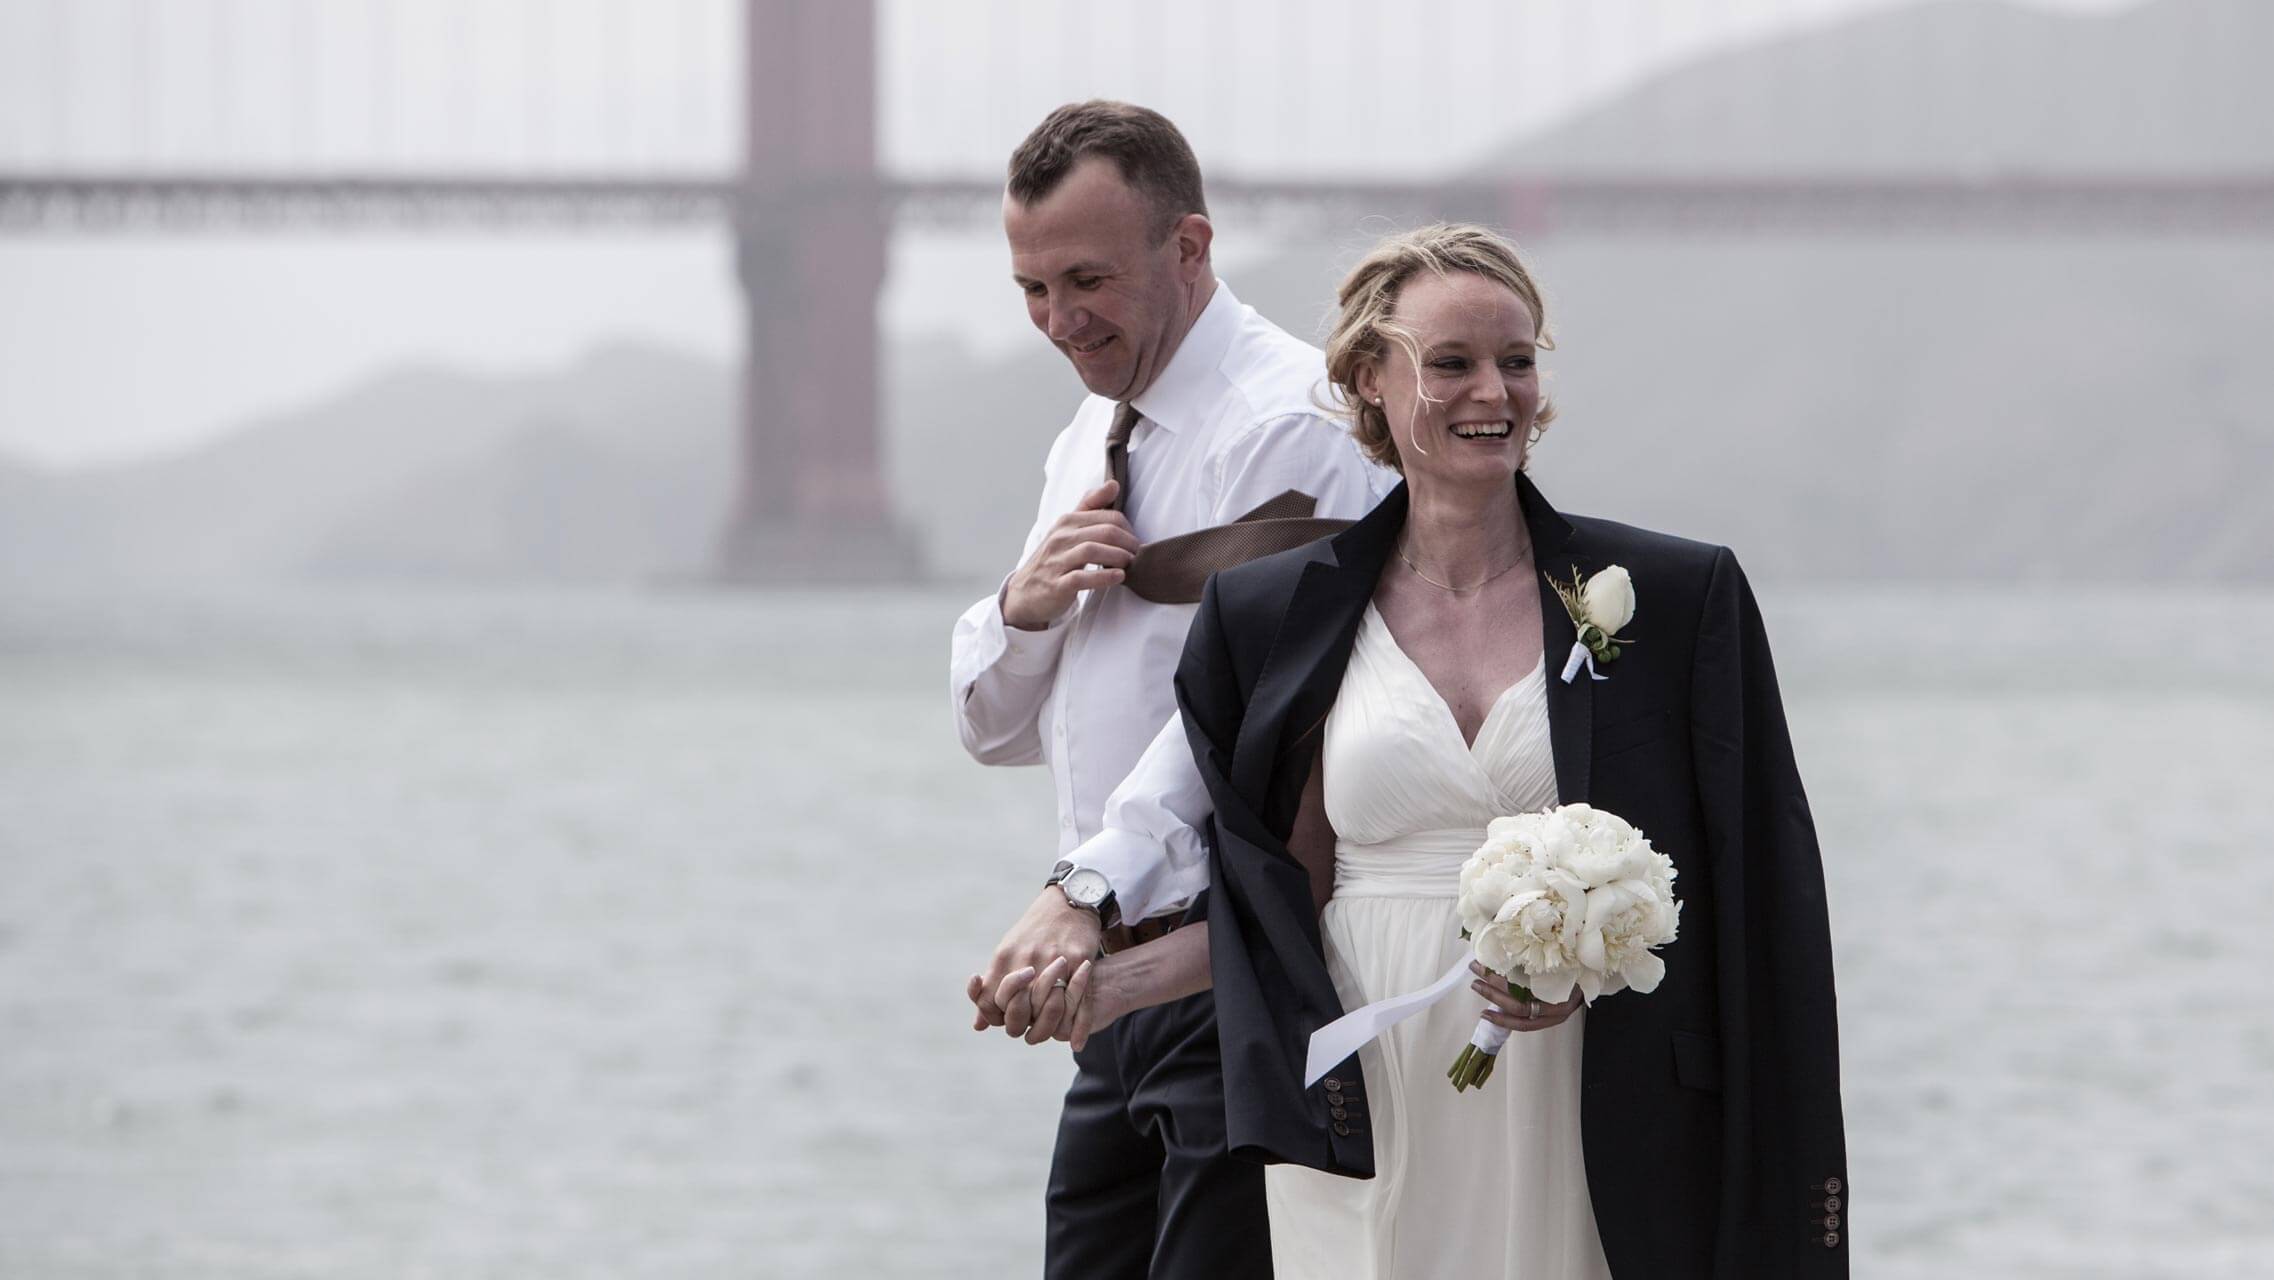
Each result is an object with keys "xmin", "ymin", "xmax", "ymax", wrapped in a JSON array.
[{"xmin": 1323, "ymin": 223, "xmax": 1557, "ymax": 472}]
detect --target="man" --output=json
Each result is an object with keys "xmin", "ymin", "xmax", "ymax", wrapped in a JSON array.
[{"xmin": 950, "ymin": 101, "xmax": 1387, "ymax": 1277}]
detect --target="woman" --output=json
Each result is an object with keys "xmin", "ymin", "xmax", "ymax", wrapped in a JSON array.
[{"xmin": 1008, "ymin": 224, "xmax": 1848, "ymax": 1277}]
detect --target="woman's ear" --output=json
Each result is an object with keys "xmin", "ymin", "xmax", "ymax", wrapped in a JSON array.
[{"xmin": 1353, "ymin": 359, "xmax": 1381, "ymax": 410}]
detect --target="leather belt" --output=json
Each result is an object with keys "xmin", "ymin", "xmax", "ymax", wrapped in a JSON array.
[{"xmin": 1100, "ymin": 914, "xmax": 1182, "ymax": 955}]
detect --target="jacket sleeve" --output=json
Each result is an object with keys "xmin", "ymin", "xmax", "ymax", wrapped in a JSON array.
[
  {"xmin": 1689, "ymin": 548, "xmax": 1850, "ymax": 1274},
  {"xmin": 1175, "ymin": 573, "xmax": 1368, "ymax": 1176}
]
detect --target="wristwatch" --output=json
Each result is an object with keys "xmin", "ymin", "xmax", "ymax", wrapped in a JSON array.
[{"xmin": 1046, "ymin": 860, "xmax": 1120, "ymax": 929}]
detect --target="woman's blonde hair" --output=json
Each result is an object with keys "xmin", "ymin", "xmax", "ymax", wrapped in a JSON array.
[{"xmin": 1323, "ymin": 223, "xmax": 1557, "ymax": 472}]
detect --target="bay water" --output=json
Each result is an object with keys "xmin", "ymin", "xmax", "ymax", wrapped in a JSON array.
[{"xmin": 3, "ymin": 583, "xmax": 2270, "ymax": 1277}]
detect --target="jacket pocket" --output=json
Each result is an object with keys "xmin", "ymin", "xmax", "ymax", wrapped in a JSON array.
[
  {"xmin": 1671, "ymin": 1029, "xmax": 1723, "ymax": 1093},
  {"xmin": 1596, "ymin": 708, "xmax": 1678, "ymax": 760}
]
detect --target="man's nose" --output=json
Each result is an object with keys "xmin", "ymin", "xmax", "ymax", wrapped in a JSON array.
[{"xmin": 1047, "ymin": 296, "xmax": 1087, "ymax": 342}]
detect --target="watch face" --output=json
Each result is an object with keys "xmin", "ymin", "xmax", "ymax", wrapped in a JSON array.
[{"xmin": 1062, "ymin": 868, "xmax": 1111, "ymax": 909}]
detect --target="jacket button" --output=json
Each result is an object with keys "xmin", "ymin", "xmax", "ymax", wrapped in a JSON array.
[
  {"xmin": 1822, "ymin": 1195, "xmax": 1842, "ymax": 1213},
  {"xmin": 1813, "ymin": 1177, "xmax": 1843, "ymax": 1195},
  {"xmin": 1329, "ymin": 1107, "xmax": 1347, "ymax": 1120},
  {"xmin": 1323, "ymin": 1078, "xmax": 1342, "ymax": 1093},
  {"xmin": 1816, "ymin": 1214, "xmax": 1841, "ymax": 1231},
  {"xmin": 1822, "ymin": 1232, "xmax": 1840, "ymax": 1248},
  {"xmin": 1332, "ymin": 1122, "xmax": 1351, "ymax": 1137}
]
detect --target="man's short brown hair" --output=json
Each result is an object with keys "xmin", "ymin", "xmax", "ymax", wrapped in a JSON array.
[{"xmin": 1006, "ymin": 100, "xmax": 1208, "ymax": 242}]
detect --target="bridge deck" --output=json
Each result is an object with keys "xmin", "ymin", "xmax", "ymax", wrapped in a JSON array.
[{"xmin": 4, "ymin": 173, "xmax": 2272, "ymax": 235}]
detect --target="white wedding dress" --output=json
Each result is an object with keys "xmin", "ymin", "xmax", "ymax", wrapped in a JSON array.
[{"xmin": 1266, "ymin": 604, "xmax": 1614, "ymax": 1279}]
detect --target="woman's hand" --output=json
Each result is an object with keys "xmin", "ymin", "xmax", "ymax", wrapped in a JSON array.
[
  {"xmin": 1061, "ymin": 954, "xmax": 1129, "ymax": 1053},
  {"xmin": 983, "ymin": 955, "xmax": 1128, "ymax": 1051},
  {"xmin": 978, "ymin": 955, "xmax": 1079, "ymax": 1044},
  {"xmin": 1469, "ymin": 960, "xmax": 1582, "ymax": 1032}
]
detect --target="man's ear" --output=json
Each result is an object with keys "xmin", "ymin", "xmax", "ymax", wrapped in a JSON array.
[{"xmin": 1172, "ymin": 213, "xmax": 1214, "ymax": 280}]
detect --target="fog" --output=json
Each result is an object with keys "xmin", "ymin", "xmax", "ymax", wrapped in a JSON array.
[{"xmin": 2, "ymin": 2, "xmax": 2270, "ymax": 1276}]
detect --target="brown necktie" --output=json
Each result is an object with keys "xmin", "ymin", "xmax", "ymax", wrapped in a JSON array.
[
  {"xmin": 1104, "ymin": 402, "xmax": 1354, "ymax": 605},
  {"xmin": 1104, "ymin": 401, "xmax": 1138, "ymax": 511}
]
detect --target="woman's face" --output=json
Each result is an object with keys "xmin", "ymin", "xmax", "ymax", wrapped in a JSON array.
[{"xmin": 1357, "ymin": 270, "xmax": 1541, "ymax": 491}]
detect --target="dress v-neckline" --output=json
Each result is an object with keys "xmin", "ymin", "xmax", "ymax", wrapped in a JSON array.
[{"xmin": 1365, "ymin": 602, "xmax": 1543, "ymax": 755}]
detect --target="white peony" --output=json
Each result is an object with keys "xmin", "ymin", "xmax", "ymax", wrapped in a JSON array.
[
  {"xmin": 1456, "ymin": 861, "xmax": 1522, "ymax": 938},
  {"xmin": 1563, "ymin": 811, "xmax": 1651, "ymax": 885},
  {"xmin": 1456, "ymin": 802, "xmax": 1680, "ymax": 1006},
  {"xmin": 1571, "ymin": 875, "xmax": 1681, "ymax": 1000},
  {"xmin": 1580, "ymin": 564, "xmax": 1636, "ymax": 634},
  {"xmin": 1445, "ymin": 801, "xmax": 1683, "ymax": 1091}
]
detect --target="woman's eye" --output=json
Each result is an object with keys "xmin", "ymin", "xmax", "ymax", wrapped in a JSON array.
[
  {"xmin": 1502, "ymin": 356, "xmax": 1536, "ymax": 372},
  {"xmin": 1430, "ymin": 358, "xmax": 1468, "ymax": 373}
]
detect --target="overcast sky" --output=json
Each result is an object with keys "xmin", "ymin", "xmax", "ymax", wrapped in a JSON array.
[{"xmin": 0, "ymin": 0, "xmax": 2145, "ymax": 469}]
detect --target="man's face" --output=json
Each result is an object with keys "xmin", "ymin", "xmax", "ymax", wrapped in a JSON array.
[{"xmin": 1004, "ymin": 157, "xmax": 1196, "ymax": 402}]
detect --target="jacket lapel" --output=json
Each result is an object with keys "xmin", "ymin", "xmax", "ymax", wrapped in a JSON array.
[
  {"xmin": 1229, "ymin": 473, "xmax": 1597, "ymax": 812},
  {"xmin": 1228, "ymin": 484, "xmax": 1407, "ymax": 802},
  {"xmin": 1519, "ymin": 471, "xmax": 1596, "ymax": 806}
]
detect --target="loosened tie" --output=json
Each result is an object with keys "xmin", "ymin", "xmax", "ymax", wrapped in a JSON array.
[{"xmin": 1103, "ymin": 403, "xmax": 1352, "ymax": 605}]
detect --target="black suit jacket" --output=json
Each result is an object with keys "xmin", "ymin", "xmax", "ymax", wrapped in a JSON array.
[{"xmin": 1175, "ymin": 472, "xmax": 1849, "ymax": 1277}]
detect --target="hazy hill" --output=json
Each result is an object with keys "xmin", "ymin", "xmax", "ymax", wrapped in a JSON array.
[
  {"xmin": 899, "ymin": 0, "xmax": 2274, "ymax": 583},
  {"xmin": 7, "ymin": 0, "xmax": 2268, "ymax": 586},
  {"xmin": 2, "ymin": 345, "xmax": 733, "ymax": 584},
  {"xmin": 1504, "ymin": 0, "xmax": 2267, "ymax": 176}
]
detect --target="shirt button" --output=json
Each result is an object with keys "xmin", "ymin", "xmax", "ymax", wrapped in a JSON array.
[{"xmin": 1060, "ymin": 817, "xmax": 1073, "ymax": 829}]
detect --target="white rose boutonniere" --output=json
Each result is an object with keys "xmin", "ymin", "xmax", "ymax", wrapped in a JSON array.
[{"xmin": 1548, "ymin": 564, "xmax": 1637, "ymax": 684}]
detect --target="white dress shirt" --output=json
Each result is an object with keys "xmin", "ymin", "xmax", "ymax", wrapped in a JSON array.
[{"xmin": 951, "ymin": 281, "xmax": 1394, "ymax": 923}]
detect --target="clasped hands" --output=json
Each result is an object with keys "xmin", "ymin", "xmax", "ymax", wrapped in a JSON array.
[{"xmin": 966, "ymin": 884, "xmax": 1123, "ymax": 1052}]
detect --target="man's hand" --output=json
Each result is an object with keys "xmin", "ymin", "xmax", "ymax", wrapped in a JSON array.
[
  {"xmin": 1000, "ymin": 480, "xmax": 1140, "ymax": 630},
  {"xmin": 981, "ymin": 955, "xmax": 1124, "ymax": 1051},
  {"xmin": 967, "ymin": 884, "xmax": 1105, "ymax": 1037}
]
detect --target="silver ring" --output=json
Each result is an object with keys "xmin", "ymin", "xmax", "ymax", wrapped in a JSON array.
[
  {"xmin": 1052, "ymin": 979, "xmax": 1069, "ymax": 990},
  {"xmin": 1527, "ymin": 1000, "xmax": 1540, "ymax": 1018}
]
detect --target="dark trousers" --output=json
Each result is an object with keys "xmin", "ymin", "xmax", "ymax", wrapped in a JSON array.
[{"xmin": 1043, "ymin": 987, "xmax": 1271, "ymax": 1280}]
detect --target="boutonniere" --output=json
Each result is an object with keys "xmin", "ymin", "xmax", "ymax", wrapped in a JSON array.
[{"xmin": 1547, "ymin": 564, "xmax": 1635, "ymax": 684}]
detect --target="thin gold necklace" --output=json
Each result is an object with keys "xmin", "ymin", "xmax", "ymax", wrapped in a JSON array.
[{"xmin": 1397, "ymin": 540, "xmax": 1531, "ymax": 594}]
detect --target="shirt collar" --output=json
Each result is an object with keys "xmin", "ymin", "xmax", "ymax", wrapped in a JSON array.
[{"xmin": 1129, "ymin": 279, "xmax": 1241, "ymax": 436}]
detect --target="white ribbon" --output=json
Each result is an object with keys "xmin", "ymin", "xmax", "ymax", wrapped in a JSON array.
[
  {"xmin": 1559, "ymin": 639, "xmax": 1608, "ymax": 685},
  {"xmin": 1304, "ymin": 954, "xmax": 1474, "ymax": 1088}
]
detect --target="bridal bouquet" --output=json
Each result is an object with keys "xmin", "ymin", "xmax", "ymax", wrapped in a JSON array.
[{"xmin": 1448, "ymin": 803, "xmax": 1681, "ymax": 1091}]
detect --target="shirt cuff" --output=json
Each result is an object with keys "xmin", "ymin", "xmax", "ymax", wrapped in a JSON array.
[
  {"xmin": 987, "ymin": 584, "xmax": 1074, "ymax": 677},
  {"xmin": 1069, "ymin": 827, "xmax": 1190, "ymax": 927}
]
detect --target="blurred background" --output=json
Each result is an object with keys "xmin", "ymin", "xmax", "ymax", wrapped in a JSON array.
[{"xmin": 1, "ymin": 0, "xmax": 2269, "ymax": 1275}]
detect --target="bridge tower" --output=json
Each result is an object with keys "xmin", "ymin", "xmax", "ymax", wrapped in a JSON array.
[{"xmin": 717, "ymin": 0, "xmax": 919, "ymax": 582}]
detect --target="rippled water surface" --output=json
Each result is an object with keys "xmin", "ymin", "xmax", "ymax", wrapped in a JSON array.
[{"xmin": 3, "ymin": 584, "xmax": 2270, "ymax": 1277}]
